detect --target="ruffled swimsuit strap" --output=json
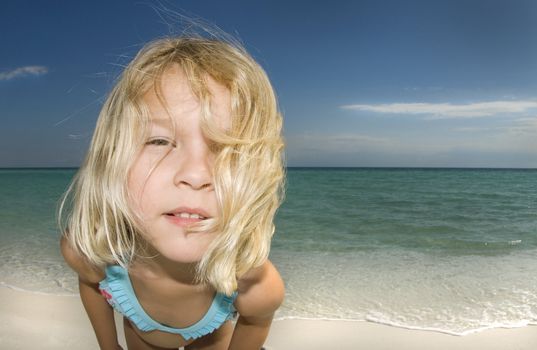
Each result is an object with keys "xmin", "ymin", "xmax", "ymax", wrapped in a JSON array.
[{"xmin": 98, "ymin": 265, "xmax": 238, "ymax": 340}]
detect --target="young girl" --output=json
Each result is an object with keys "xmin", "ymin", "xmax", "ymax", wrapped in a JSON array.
[{"xmin": 59, "ymin": 35, "xmax": 285, "ymax": 350}]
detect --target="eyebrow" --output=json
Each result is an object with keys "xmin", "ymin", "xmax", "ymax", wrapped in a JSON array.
[
  {"xmin": 149, "ymin": 118, "xmax": 171, "ymax": 125},
  {"xmin": 149, "ymin": 118, "xmax": 174, "ymax": 129}
]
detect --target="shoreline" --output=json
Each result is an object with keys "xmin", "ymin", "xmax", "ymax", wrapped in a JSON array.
[
  {"xmin": 267, "ymin": 320, "xmax": 537, "ymax": 350},
  {"xmin": 274, "ymin": 316, "xmax": 537, "ymax": 337},
  {"xmin": 1, "ymin": 287, "xmax": 536, "ymax": 349},
  {"xmin": 3, "ymin": 283, "xmax": 535, "ymax": 338}
]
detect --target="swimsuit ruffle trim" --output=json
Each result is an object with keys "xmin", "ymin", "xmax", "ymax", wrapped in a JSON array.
[{"xmin": 99, "ymin": 266, "xmax": 238, "ymax": 340}]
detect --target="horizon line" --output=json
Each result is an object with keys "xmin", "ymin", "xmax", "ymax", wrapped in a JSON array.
[{"xmin": 1, "ymin": 166, "xmax": 536, "ymax": 170}]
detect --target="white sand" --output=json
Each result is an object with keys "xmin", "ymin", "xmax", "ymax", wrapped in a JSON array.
[{"xmin": 1, "ymin": 287, "xmax": 535, "ymax": 350}]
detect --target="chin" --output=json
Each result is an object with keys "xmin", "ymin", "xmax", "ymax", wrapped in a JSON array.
[
  {"xmin": 142, "ymin": 224, "xmax": 215, "ymax": 264},
  {"xmin": 161, "ymin": 249, "xmax": 206, "ymax": 264},
  {"xmin": 154, "ymin": 236, "xmax": 212, "ymax": 264}
]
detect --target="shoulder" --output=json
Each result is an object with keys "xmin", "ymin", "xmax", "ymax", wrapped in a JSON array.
[
  {"xmin": 234, "ymin": 260, "xmax": 285, "ymax": 318},
  {"xmin": 60, "ymin": 234, "xmax": 105, "ymax": 284}
]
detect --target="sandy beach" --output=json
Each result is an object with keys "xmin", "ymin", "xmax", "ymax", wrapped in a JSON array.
[{"xmin": 0, "ymin": 287, "xmax": 535, "ymax": 350}]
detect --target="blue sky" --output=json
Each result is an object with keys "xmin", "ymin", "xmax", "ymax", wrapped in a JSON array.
[{"xmin": 1, "ymin": 0, "xmax": 536, "ymax": 167}]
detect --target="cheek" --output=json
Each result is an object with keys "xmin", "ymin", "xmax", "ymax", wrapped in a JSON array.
[
  {"xmin": 126, "ymin": 159, "xmax": 150, "ymax": 216},
  {"xmin": 126, "ymin": 148, "xmax": 174, "ymax": 220},
  {"xmin": 126, "ymin": 181, "xmax": 143, "ymax": 220}
]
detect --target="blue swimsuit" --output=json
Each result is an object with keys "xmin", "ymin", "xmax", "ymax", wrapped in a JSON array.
[{"xmin": 98, "ymin": 265, "xmax": 238, "ymax": 340}]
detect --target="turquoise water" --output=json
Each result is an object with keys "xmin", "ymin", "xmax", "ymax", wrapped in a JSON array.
[{"xmin": 1, "ymin": 168, "xmax": 536, "ymax": 334}]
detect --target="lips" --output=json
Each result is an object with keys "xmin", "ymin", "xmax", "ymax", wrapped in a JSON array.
[
  {"xmin": 165, "ymin": 206, "xmax": 211, "ymax": 218},
  {"xmin": 164, "ymin": 206, "xmax": 211, "ymax": 227},
  {"xmin": 168, "ymin": 212, "xmax": 207, "ymax": 220}
]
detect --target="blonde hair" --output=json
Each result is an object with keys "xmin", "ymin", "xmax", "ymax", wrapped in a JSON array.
[{"xmin": 59, "ymin": 36, "xmax": 285, "ymax": 295}]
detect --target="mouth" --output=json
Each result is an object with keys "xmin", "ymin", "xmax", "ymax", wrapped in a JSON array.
[
  {"xmin": 165, "ymin": 212, "xmax": 208, "ymax": 220},
  {"xmin": 164, "ymin": 207, "xmax": 211, "ymax": 227}
]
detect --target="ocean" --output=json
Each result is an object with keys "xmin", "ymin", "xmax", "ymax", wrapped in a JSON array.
[{"xmin": 1, "ymin": 167, "xmax": 536, "ymax": 335}]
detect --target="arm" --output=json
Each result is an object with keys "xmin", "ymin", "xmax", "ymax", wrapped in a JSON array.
[
  {"xmin": 227, "ymin": 313, "xmax": 274, "ymax": 350},
  {"xmin": 79, "ymin": 277, "xmax": 122, "ymax": 350},
  {"xmin": 227, "ymin": 260, "xmax": 285, "ymax": 350},
  {"xmin": 60, "ymin": 236, "xmax": 122, "ymax": 350}
]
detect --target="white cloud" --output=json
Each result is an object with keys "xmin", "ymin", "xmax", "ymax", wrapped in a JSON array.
[
  {"xmin": 287, "ymin": 132, "xmax": 392, "ymax": 151},
  {"xmin": 341, "ymin": 101, "xmax": 537, "ymax": 119},
  {"xmin": 0, "ymin": 66, "xmax": 48, "ymax": 81},
  {"xmin": 286, "ymin": 126, "xmax": 537, "ymax": 158},
  {"xmin": 505, "ymin": 117, "xmax": 537, "ymax": 135},
  {"xmin": 452, "ymin": 126, "xmax": 496, "ymax": 132},
  {"xmin": 453, "ymin": 117, "xmax": 537, "ymax": 135},
  {"xmin": 68, "ymin": 134, "xmax": 86, "ymax": 140}
]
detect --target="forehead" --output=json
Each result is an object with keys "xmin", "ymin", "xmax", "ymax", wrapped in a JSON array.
[{"xmin": 142, "ymin": 65, "xmax": 231, "ymax": 130}]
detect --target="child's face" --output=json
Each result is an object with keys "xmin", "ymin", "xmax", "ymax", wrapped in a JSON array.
[{"xmin": 127, "ymin": 65, "xmax": 231, "ymax": 265}]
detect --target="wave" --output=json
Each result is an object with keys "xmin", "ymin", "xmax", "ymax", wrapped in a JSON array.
[
  {"xmin": 0, "ymin": 281, "xmax": 77, "ymax": 297},
  {"xmin": 273, "ymin": 314, "xmax": 537, "ymax": 336}
]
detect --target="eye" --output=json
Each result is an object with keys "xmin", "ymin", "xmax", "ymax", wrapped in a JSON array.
[{"xmin": 145, "ymin": 138, "xmax": 176, "ymax": 147}]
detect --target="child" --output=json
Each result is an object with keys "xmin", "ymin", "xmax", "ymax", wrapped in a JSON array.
[{"xmin": 59, "ymin": 35, "xmax": 285, "ymax": 350}]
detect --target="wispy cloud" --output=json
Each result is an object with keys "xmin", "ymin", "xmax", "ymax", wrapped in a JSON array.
[
  {"xmin": 286, "ymin": 132, "xmax": 399, "ymax": 155},
  {"xmin": 68, "ymin": 134, "xmax": 88, "ymax": 140},
  {"xmin": 0, "ymin": 66, "xmax": 48, "ymax": 81},
  {"xmin": 504, "ymin": 117, "xmax": 537, "ymax": 135},
  {"xmin": 341, "ymin": 101, "xmax": 537, "ymax": 119},
  {"xmin": 453, "ymin": 117, "xmax": 537, "ymax": 135},
  {"xmin": 289, "ymin": 132, "xmax": 391, "ymax": 148}
]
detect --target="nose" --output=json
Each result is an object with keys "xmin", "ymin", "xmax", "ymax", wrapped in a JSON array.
[{"xmin": 172, "ymin": 144, "xmax": 213, "ymax": 191}]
